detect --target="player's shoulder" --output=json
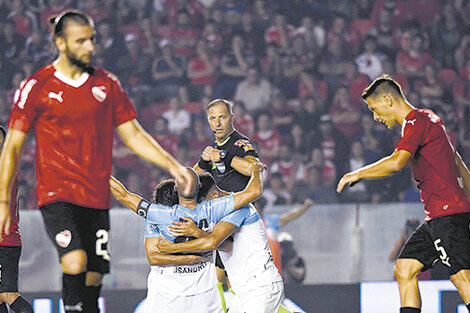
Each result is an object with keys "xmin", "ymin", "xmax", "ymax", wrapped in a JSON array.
[
  {"xmin": 20, "ymin": 64, "xmax": 54, "ymax": 87},
  {"xmin": 92, "ymin": 67, "xmax": 120, "ymax": 82}
]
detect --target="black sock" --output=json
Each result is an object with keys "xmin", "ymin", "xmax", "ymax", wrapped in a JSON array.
[
  {"xmin": 84, "ymin": 285, "xmax": 102, "ymax": 313},
  {"xmin": 0, "ymin": 303, "xmax": 8, "ymax": 313},
  {"xmin": 63, "ymin": 273, "xmax": 86, "ymax": 313},
  {"xmin": 466, "ymin": 303, "xmax": 470, "ymax": 312},
  {"xmin": 9, "ymin": 296, "xmax": 33, "ymax": 313},
  {"xmin": 400, "ymin": 308, "xmax": 421, "ymax": 313}
]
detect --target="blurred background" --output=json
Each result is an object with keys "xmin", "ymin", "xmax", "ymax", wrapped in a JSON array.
[{"xmin": 1, "ymin": 0, "xmax": 469, "ymax": 312}]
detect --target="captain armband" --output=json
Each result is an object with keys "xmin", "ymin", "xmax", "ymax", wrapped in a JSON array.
[{"xmin": 136, "ymin": 199, "xmax": 151, "ymax": 218}]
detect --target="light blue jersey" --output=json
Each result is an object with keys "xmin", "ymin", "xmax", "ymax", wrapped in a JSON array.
[{"xmin": 144, "ymin": 194, "xmax": 250, "ymax": 296}]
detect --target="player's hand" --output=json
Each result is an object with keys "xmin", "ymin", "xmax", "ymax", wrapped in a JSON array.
[
  {"xmin": 304, "ymin": 198, "xmax": 313, "ymax": 207},
  {"xmin": 0, "ymin": 202, "xmax": 11, "ymax": 241},
  {"xmin": 157, "ymin": 236, "xmax": 174, "ymax": 254},
  {"xmin": 336, "ymin": 172, "xmax": 360, "ymax": 193},
  {"xmin": 249, "ymin": 162, "xmax": 267, "ymax": 175},
  {"xmin": 109, "ymin": 176, "xmax": 128, "ymax": 200},
  {"xmin": 169, "ymin": 217, "xmax": 202, "ymax": 238}
]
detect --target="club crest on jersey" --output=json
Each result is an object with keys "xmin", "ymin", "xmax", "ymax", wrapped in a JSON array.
[
  {"xmin": 234, "ymin": 139, "xmax": 254, "ymax": 152},
  {"xmin": 216, "ymin": 161, "xmax": 226, "ymax": 173},
  {"xmin": 55, "ymin": 230, "xmax": 72, "ymax": 248},
  {"xmin": 91, "ymin": 86, "xmax": 107, "ymax": 103}
]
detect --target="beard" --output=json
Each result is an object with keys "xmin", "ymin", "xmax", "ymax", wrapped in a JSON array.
[{"xmin": 65, "ymin": 49, "xmax": 94, "ymax": 74}]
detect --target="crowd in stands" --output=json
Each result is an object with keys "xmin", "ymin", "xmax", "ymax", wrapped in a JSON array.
[{"xmin": 1, "ymin": 0, "xmax": 470, "ymax": 210}]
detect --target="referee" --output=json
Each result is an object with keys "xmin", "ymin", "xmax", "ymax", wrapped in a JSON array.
[{"xmin": 195, "ymin": 99, "xmax": 260, "ymax": 312}]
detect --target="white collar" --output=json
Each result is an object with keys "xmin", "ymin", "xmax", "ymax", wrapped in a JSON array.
[{"xmin": 53, "ymin": 70, "xmax": 89, "ymax": 88}]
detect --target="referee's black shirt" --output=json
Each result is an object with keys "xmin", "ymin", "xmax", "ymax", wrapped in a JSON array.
[{"xmin": 198, "ymin": 130, "xmax": 258, "ymax": 192}]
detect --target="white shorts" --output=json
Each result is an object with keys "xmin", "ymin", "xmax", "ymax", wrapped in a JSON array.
[
  {"xmin": 229, "ymin": 281, "xmax": 284, "ymax": 313},
  {"xmin": 145, "ymin": 284, "xmax": 224, "ymax": 313}
]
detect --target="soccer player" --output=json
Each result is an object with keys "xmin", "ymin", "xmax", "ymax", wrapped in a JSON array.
[
  {"xmin": 157, "ymin": 172, "xmax": 285, "ymax": 313},
  {"xmin": 109, "ymin": 164, "xmax": 265, "ymax": 313},
  {"xmin": 0, "ymin": 126, "xmax": 33, "ymax": 313},
  {"xmin": 337, "ymin": 75, "xmax": 470, "ymax": 313},
  {"xmin": 0, "ymin": 10, "xmax": 189, "ymax": 313}
]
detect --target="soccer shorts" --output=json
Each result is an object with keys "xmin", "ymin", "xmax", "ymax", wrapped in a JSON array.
[
  {"xmin": 229, "ymin": 281, "xmax": 284, "ymax": 313},
  {"xmin": 0, "ymin": 246, "xmax": 21, "ymax": 292},
  {"xmin": 40, "ymin": 201, "xmax": 110, "ymax": 274},
  {"xmin": 145, "ymin": 284, "xmax": 224, "ymax": 313},
  {"xmin": 398, "ymin": 212, "xmax": 470, "ymax": 276}
]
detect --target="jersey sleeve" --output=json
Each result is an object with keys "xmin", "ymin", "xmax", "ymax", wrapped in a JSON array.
[
  {"xmin": 395, "ymin": 114, "xmax": 427, "ymax": 156},
  {"xmin": 220, "ymin": 205, "xmax": 250, "ymax": 227},
  {"xmin": 232, "ymin": 138, "xmax": 258, "ymax": 158},
  {"xmin": 107, "ymin": 72, "xmax": 137, "ymax": 127},
  {"xmin": 8, "ymin": 78, "xmax": 40, "ymax": 133},
  {"xmin": 206, "ymin": 194, "xmax": 235, "ymax": 222},
  {"xmin": 146, "ymin": 203, "xmax": 173, "ymax": 225}
]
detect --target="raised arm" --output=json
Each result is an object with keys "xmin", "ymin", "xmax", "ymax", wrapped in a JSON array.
[
  {"xmin": 0, "ymin": 129, "xmax": 27, "ymax": 238},
  {"xmin": 116, "ymin": 119, "xmax": 189, "ymax": 184},
  {"xmin": 455, "ymin": 151, "xmax": 470, "ymax": 198},
  {"xmin": 145, "ymin": 237, "xmax": 209, "ymax": 266},
  {"xmin": 337, "ymin": 149, "xmax": 411, "ymax": 193},
  {"xmin": 158, "ymin": 221, "xmax": 236, "ymax": 254},
  {"xmin": 109, "ymin": 176, "xmax": 143, "ymax": 212},
  {"xmin": 279, "ymin": 199, "xmax": 313, "ymax": 227},
  {"xmin": 232, "ymin": 162, "xmax": 265, "ymax": 209}
]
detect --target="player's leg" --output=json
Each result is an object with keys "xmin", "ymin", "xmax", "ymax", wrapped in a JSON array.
[
  {"xmin": 80, "ymin": 208, "xmax": 111, "ymax": 313},
  {"xmin": 395, "ymin": 222, "xmax": 437, "ymax": 313},
  {"xmin": 0, "ymin": 246, "xmax": 33, "ymax": 313},
  {"xmin": 450, "ymin": 270, "xmax": 470, "ymax": 311},
  {"xmin": 216, "ymin": 252, "xmax": 227, "ymax": 313},
  {"xmin": 40, "ymin": 202, "xmax": 87, "ymax": 313}
]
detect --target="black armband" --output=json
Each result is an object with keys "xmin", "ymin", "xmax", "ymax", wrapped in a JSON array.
[
  {"xmin": 198, "ymin": 158, "xmax": 211, "ymax": 170},
  {"xmin": 136, "ymin": 199, "xmax": 151, "ymax": 218}
]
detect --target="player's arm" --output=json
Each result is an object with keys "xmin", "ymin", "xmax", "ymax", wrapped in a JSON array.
[
  {"xmin": 109, "ymin": 176, "xmax": 143, "ymax": 213},
  {"xmin": 279, "ymin": 199, "xmax": 313, "ymax": 227},
  {"xmin": 0, "ymin": 129, "xmax": 27, "ymax": 238},
  {"xmin": 200, "ymin": 146, "xmax": 260, "ymax": 177},
  {"xmin": 337, "ymin": 149, "xmax": 411, "ymax": 193},
  {"xmin": 455, "ymin": 151, "xmax": 470, "ymax": 198},
  {"xmin": 158, "ymin": 221, "xmax": 237, "ymax": 254},
  {"xmin": 116, "ymin": 119, "xmax": 189, "ymax": 184},
  {"xmin": 145, "ymin": 237, "xmax": 209, "ymax": 265},
  {"xmin": 193, "ymin": 163, "xmax": 205, "ymax": 174},
  {"xmin": 232, "ymin": 162, "xmax": 265, "ymax": 209},
  {"xmin": 168, "ymin": 217, "xmax": 209, "ymax": 238}
]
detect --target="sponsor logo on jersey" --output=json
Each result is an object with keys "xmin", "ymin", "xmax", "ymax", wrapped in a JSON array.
[
  {"xmin": 48, "ymin": 91, "xmax": 64, "ymax": 103},
  {"xmin": 64, "ymin": 302, "xmax": 83, "ymax": 312},
  {"xmin": 55, "ymin": 230, "xmax": 72, "ymax": 248},
  {"xmin": 17, "ymin": 79, "xmax": 37, "ymax": 109},
  {"xmin": 149, "ymin": 224, "xmax": 159, "ymax": 231},
  {"xmin": 92, "ymin": 86, "xmax": 107, "ymax": 102},
  {"xmin": 173, "ymin": 262, "xmax": 207, "ymax": 274},
  {"xmin": 234, "ymin": 139, "xmax": 254, "ymax": 152},
  {"xmin": 407, "ymin": 119, "xmax": 416, "ymax": 126}
]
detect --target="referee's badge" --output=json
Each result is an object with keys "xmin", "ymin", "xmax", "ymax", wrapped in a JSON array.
[{"xmin": 216, "ymin": 161, "xmax": 226, "ymax": 173}]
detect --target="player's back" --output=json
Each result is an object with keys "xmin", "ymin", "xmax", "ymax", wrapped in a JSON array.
[
  {"xmin": 399, "ymin": 109, "xmax": 470, "ymax": 219},
  {"xmin": 219, "ymin": 204, "xmax": 282, "ymax": 292}
]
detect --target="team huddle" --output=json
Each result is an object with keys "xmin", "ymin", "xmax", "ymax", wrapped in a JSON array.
[{"xmin": 1, "ymin": 8, "xmax": 470, "ymax": 313}]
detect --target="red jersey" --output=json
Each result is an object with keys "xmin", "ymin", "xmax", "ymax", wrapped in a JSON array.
[
  {"xmin": 396, "ymin": 109, "xmax": 470, "ymax": 220},
  {"xmin": 1, "ymin": 179, "xmax": 21, "ymax": 246},
  {"xmin": 9, "ymin": 64, "xmax": 137, "ymax": 209}
]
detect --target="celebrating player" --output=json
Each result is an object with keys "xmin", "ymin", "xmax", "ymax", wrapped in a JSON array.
[
  {"xmin": 157, "ymin": 172, "xmax": 285, "ymax": 313},
  {"xmin": 0, "ymin": 126, "xmax": 33, "ymax": 313},
  {"xmin": 109, "ymin": 164, "xmax": 265, "ymax": 313},
  {"xmin": 337, "ymin": 75, "xmax": 470, "ymax": 313},
  {"xmin": 0, "ymin": 10, "xmax": 189, "ymax": 313}
]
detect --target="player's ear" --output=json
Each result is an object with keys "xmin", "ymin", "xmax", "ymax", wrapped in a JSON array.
[
  {"xmin": 383, "ymin": 94, "xmax": 392, "ymax": 107},
  {"xmin": 55, "ymin": 36, "xmax": 66, "ymax": 53}
]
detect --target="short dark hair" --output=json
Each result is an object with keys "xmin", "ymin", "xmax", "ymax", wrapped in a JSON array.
[
  {"xmin": 152, "ymin": 179, "xmax": 178, "ymax": 206},
  {"xmin": 361, "ymin": 75, "xmax": 405, "ymax": 101},
  {"xmin": 207, "ymin": 99, "xmax": 233, "ymax": 115},
  {"xmin": 197, "ymin": 172, "xmax": 217, "ymax": 202},
  {"xmin": 49, "ymin": 9, "xmax": 95, "ymax": 39},
  {"xmin": 0, "ymin": 126, "xmax": 6, "ymax": 139}
]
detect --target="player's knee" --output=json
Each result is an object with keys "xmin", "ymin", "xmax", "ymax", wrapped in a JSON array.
[
  {"xmin": 394, "ymin": 260, "xmax": 420, "ymax": 281},
  {"xmin": 86, "ymin": 272, "xmax": 103, "ymax": 286},
  {"xmin": 61, "ymin": 250, "xmax": 87, "ymax": 274}
]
